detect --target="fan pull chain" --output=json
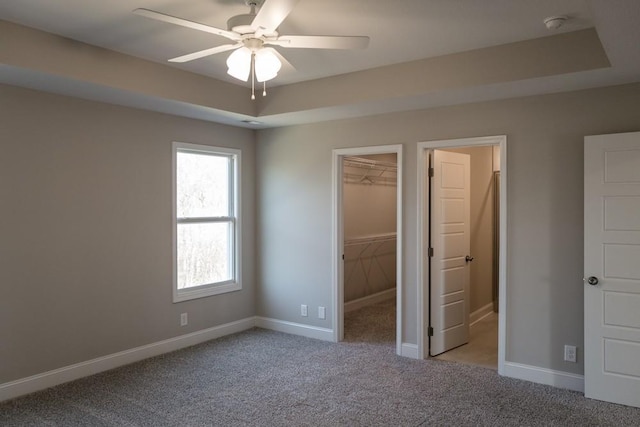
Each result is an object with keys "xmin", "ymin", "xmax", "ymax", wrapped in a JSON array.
[
  {"xmin": 251, "ymin": 53, "xmax": 256, "ymax": 100},
  {"xmin": 263, "ymin": 81, "xmax": 267, "ymax": 97}
]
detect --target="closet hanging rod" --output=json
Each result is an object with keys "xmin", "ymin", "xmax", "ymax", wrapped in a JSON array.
[
  {"xmin": 343, "ymin": 156, "xmax": 397, "ymax": 172},
  {"xmin": 344, "ymin": 233, "xmax": 397, "ymax": 247},
  {"xmin": 343, "ymin": 173, "xmax": 396, "ymax": 186}
]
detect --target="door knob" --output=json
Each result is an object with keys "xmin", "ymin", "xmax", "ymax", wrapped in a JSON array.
[
  {"xmin": 584, "ymin": 276, "xmax": 599, "ymax": 286},
  {"xmin": 465, "ymin": 255, "xmax": 474, "ymax": 263}
]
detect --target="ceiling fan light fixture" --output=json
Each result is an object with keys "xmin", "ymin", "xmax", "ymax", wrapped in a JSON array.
[
  {"xmin": 255, "ymin": 48, "xmax": 282, "ymax": 82},
  {"xmin": 226, "ymin": 47, "xmax": 252, "ymax": 81},
  {"xmin": 135, "ymin": 0, "xmax": 369, "ymax": 98}
]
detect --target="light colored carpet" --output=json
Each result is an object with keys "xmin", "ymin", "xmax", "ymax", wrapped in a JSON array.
[
  {"xmin": 344, "ymin": 297, "xmax": 396, "ymax": 345},
  {"xmin": 434, "ymin": 311, "xmax": 498, "ymax": 369},
  {"xmin": 2, "ymin": 301, "xmax": 639, "ymax": 426}
]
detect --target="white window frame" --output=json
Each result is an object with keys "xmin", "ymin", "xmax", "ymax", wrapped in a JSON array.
[{"xmin": 172, "ymin": 141, "xmax": 242, "ymax": 303}]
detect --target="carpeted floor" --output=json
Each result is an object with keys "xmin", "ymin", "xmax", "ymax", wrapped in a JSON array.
[
  {"xmin": 434, "ymin": 311, "xmax": 498, "ymax": 369},
  {"xmin": 2, "ymin": 300, "xmax": 639, "ymax": 426},
  {"xmin": 344, "ymin": 297, "xmax": 396, "ymax": 345}
]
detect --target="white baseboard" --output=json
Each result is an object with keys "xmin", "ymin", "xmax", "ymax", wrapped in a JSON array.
[
  {"xmin": 344, "ymin": 288, "xmax": 396, "ymax": 313},
  {"xmin": 400, "ymin": 343, "xmax": 420, "ymax": 359},
  {"xmin": 0, "ymin": 317, "xmax": 256, "ymax": 403},
  {"xmin": 503, "ymin": 361, "xmax": 584, "ymax": 393},
  {"xmin": 255, "ymin": 317, "xmax": 334, "ymax": 342},
  {"xmin": 470, "ymin": 302, "xmax": 495, "ymax": 326}
]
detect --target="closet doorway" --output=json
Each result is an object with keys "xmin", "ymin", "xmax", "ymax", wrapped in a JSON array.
[
  {"xmin": 332, "ymin": 145, "xmax": 403, "ymax": 355},
  {"xmin": 417, "ymin": 136, "xmax": 507, "ymax": 372},
  {"xmin": 431, "ymin": 145, "xmax": 500, "ymax": 368}
]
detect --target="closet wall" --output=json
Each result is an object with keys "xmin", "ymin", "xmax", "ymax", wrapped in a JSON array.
[{"xmin": 343, "ymin": 154, "xmax": 397, "ymax": 305}]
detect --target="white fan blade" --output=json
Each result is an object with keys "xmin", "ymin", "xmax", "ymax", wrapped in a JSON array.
[
  {"xmin": 169, "ymin": 43, "xmax": 242, "ymax": 63},
  {"xmin": 251, "ymin": 0, "xmax": 300, "ymax": 34},
  {"xmin": 268, "ymin": 35, "xmax": 370, "ymax": 50},
  {"xmin": 133, "ymin": 8, "xmax": 241, "ymax": 41}
]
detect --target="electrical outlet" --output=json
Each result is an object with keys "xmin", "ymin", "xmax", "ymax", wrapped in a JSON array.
[
  {"xmin": 301, "ymin": 304, "xmax": 308, "ymax": 317},
  {"xmin": 564, "ymin": 345, "xmax": 577, "ymax": 362},
  {"xmin": 180, "ymin": 313, "xmax": 188, "ymax": 327},
  {"xmin": 318, "ymin": 306, "xmax": 326, "ymax": 319}
]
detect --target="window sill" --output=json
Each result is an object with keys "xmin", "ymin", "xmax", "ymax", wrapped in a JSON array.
[{"xmin": 173, "ymin": 281, "xmax": 242, "ymax": 303}]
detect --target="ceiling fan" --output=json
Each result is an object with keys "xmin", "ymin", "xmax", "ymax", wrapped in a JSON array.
[{"xmin": 134, "ymin": 0, "xmax": 370, "ymax": 99}]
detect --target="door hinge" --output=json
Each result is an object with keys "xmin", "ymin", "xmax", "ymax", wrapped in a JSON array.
[
  {"xmin": 428, "ymin": 247, "xmax": 434, "ymax": 257},
  {"xmin": 342, "ymin": 254, "xmax": 344, "ymax": 260},
  {"xmin": 428, "ymin": 167, "xmax": 434, "ymax": 177},
  {"xmin": 428, "ymin": 326, "xmax": 434, "ymax": 337}
]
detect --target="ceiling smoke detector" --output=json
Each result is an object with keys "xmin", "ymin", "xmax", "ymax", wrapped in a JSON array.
[{"xmin": 544, "ymin": 15, "xmax": 568, "ymax": 30}]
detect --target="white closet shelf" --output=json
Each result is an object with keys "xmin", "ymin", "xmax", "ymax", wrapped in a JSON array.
[
  {"xmin": 343, "ymin": 156, "xmax": 397, "ymax": 186},
  {"xmin": 343, "ymin": 156, "xmax": 398, "ymax": 172},
  {"xmin": 344, "ymin": 233, "xmax": 396, "ymax": 247}
]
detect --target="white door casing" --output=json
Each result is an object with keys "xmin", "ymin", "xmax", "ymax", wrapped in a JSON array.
[
  {"xmin": 430, "ymin": 150, "xmax": 471, "ymax": 356},
  {"xmin": 584, "ymin": 131, "xmax": 640, "ymax": 408}
]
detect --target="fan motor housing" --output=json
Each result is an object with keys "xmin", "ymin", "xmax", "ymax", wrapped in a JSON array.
[{"xmin": 227, "ymin": 14, "xmax": 255, "ymax": 34}]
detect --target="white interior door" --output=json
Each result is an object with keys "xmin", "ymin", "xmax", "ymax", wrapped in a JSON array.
[
  {"xmin": 584, "ymin": 131, "xmax": 640, "ymax": 408},
  {"xmin": 430, "ymin": 150, "xmax": 471, "ymax": 356}
]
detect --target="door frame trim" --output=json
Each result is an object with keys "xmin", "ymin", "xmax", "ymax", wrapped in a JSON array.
[
  {"xmin": 332, "ymin": 144, "xmax": 403, "ymax": 355},
  {"xmin": 416, "ymin": 136, "xmax": 507, "ymax": 374}
]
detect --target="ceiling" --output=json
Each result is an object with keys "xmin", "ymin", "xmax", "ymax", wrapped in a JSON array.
[{"xmin": 1, "ymin": 0, "xmax": 639, "ymax": 128}]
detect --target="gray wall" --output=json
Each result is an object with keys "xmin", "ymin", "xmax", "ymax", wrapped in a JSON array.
[
  {"xmin": 0, "ymin": 84, "xmax": 256, "ymax": 384},
  {"xmin": 256, "ymin": 82, "xmax": 640, "ymax": 374},
  {"xmin": 4, "ymin": 80, "xmax": 640, "ymax": 384}
]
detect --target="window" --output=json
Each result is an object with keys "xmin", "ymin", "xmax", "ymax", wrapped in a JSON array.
[{"xmin": 173, "ymin": 142, "xmax": 241, "ymax": 302}]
